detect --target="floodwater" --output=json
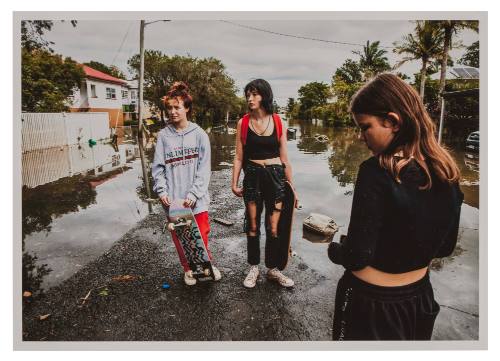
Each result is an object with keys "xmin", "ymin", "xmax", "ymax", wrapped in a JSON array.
[
  {"xmin": 22, "ymin": 119, "xmax": 480, "ymax": 292},
  {"xmin": 208, "ymin": 118, "xmax": 480, "ymax": 278},
  {"xmin": 22, "ymin": 141, "xmax": 150, "ymax": 292}
]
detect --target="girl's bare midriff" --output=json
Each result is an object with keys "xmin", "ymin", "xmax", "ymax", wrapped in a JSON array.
[
  {"xmin": 249, "ymin": 157, "xmax": 282, "ymax": 166},
  {"xmin": 351, "ymin": 265, "xmax": 428, "ymax": 287}
]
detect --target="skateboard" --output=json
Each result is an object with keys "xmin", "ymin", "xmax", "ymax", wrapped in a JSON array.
[
  {"xmin": 276, "ymin": 181, "xmax": 299, "ymax": 270},
  {"xmin": 166, "ymin": 200, "xmax": 215, "ymax": 280}
]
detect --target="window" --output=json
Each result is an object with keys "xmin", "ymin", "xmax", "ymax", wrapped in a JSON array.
[
  {"xmin": 121, "ymin": 90, "xmax": 128, "ymax": 99},
  {"xmin": 106, "ymin": 87, "xmax": 116, "ymax": 100},
  {"xmin": 90, "ymin": 84, "xmax": 97, "ymax": 98},
  {"xmin": 131, "ymin": 90, "xmax": 137, "ymax": 100}
]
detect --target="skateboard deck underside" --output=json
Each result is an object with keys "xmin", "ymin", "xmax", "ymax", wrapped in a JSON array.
[{"xmin": 168, "ymin": 205, "xmax": 214, "ymax": 279}]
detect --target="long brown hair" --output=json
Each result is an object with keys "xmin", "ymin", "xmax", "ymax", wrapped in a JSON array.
[{"xmin": 349, "ymin": 73, "xmax": 460, "ymax": 189}]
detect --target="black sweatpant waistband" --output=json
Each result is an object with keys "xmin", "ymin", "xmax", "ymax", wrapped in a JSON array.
[{"xmin": 341, "ymin": 269, "xmax": 431, "ymax": 300}]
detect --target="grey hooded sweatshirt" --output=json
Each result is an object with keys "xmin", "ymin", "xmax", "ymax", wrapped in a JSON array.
[{"xmin": 152, "ymin": 122, "xmax": 211, "ymax": 215}]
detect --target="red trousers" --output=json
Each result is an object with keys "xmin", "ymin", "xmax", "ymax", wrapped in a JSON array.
[{"xmin": 170, "ymin": 211, "xmax": 212, "ymax": 272}]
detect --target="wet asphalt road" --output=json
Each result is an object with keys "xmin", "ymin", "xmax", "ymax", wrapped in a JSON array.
[{"xmin": 22, "ymin": 169, "xmax": 337, "ymax": 341}]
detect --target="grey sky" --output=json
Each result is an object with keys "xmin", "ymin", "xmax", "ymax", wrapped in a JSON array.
[{"xmin": 44, "ymin": 20, "xmax": 479, "ymax": 106}]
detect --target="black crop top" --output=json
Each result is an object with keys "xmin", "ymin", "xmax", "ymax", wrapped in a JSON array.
[
  {"xmin": 328, "ymin": 156, "xmax": 464, "ymax": 273},
  {"xmin": 245, "ymin": 126, "xmax": 280, "ymax": 160}
]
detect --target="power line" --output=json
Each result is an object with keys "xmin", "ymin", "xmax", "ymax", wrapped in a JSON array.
[
  {"xmin": 111, "ymin": 21, "xmax": 134, "ymax": 66},
  {"xmin": 219, "ymin": 20, "xmax": 395, "ymax": 49}
]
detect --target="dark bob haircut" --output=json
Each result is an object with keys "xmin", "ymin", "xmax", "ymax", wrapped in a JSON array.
[{"xmin": 244, "ymin": 79, "xmax": 274, "ymax": 114}]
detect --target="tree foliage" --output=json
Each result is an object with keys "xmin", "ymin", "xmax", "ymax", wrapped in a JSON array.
[
  {"xmin": 353, "ymin": 40, "xmax": 391, "ymax": 79},
  {"xmin": 334, "ymin": 59, "xmax": 363, "ymax": 84},
  {"xmin": 297, "ymin": 81, "xmax": 331, "ymax": 120},
  {"xmin": 22, "ymin": 48, "xmax": 85, "ymax": 112},
  {"xmin": 458, "ymin": 41, "xmax": 479, "ymax": 68},
  {"xmin": 128, "ymin": 51, "xmax": 241, "ymax": 123},
  {"xmin": 21, "ymin": 20, "xmax": 84, "ymax": 112},
  {"xmin": 393, "ymin": 21, "xmax": 444, "ymax": 98},
  {"xmin": 431, "ymin": 20, "xmax": 479, "ymax": 94},
  {"xmin": 21, "ymin": 20, "xmax": 77, "ymax": 52}
]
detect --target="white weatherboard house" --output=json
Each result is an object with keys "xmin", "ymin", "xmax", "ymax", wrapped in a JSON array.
[{"xmin": 70, "ymin": 65, "xmax": 131, "ymax": 128}]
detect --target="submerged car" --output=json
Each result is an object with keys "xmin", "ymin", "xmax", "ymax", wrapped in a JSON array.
[{"xmin": 466, "ymin": 131, "xmax": 480, "ymax": 152}]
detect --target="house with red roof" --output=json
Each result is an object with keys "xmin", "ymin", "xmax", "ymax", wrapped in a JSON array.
[{"xmin": 70, "ymin": 65, "xmax": 137, "ymax": 128}]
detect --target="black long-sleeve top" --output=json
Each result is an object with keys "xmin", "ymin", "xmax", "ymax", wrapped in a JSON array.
[{"xmin": 328, "ymin": 156, "xmax": 464, "ymax": 273}]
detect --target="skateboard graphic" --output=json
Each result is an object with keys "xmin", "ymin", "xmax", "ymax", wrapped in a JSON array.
[
  {"xmin": 276, "ymin": 181, "xmax": 299, "ymax": 270},
  {"xmin": 166, "ymin": 200, "xmax": 215, "ymax": 280}
]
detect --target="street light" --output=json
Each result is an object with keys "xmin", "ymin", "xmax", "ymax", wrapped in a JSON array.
[{"xmin": 137, "ymin": 19, "xmax": 170, "ymax": 214}]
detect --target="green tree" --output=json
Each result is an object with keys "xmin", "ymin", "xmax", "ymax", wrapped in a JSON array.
[
  {"xmin": 83, "ymin": 60, "xmax": 126, "ymax": 79},
  {"xmin": 330, "ymin": 76, "xmax": 363, "ymax": 124},
  {"xmin": 21, "ymin": 20, "xmax": 77, "ymax": 52},
  {"xmin": 297, "ymin": 81, "xmax": 331, "ymax": 120},
  {"xmin": 286, "ymin": 98, "xmax": 295, "ymax": 115},
  {"xmin": 128, "ymin": 51, "xmax": 240, "ymax": 124},
  {"xmin": 22, "ymin": 20, "xmax": 84, "ymax": 112},
  {"xmin": 22, "ymin": 48, "xmax": 85, "ymax": 112},
  {"xmin": 433, "ymin": 20, "xmax": 479, "ymax": 95},
  {"xmin": 393, "ymin": 21, "xmax": 444, "ymax": 99},
  {"xmin": 353, "ymin": 40, "xmax": 391, "ymax": 79},
  {"xmin": 458, "ymin": 41, "xmax": 479, "ymax": 68},
  {"xmin": 334, "ymin": 59, "xmax": 363, "ymax": 84}
]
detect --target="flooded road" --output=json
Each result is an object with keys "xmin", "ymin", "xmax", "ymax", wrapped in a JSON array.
[
  {"xmin": 22, "ymin": 142, "xmax": 150, "ymax": 291},
  {"xmin": 208, "ymin": 118, "xmax": 479, "ymax": 278},
  {"xmin": 22, "ymin": 119, "xmax": 479, "ymax": 294},
  {"xmin": 21, "ymin": 119, "xmax": 480, "ymax": 341}
]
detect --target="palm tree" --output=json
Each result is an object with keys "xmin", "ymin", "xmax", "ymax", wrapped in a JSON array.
[
  {"xmin": 393, "ymin": 21, "xmax": 444, "ymax": 99},
  {"xmin": 433, "ymin": 20, "xmax": 479, "ymax": 95},
  {"xmin": 353, "ymin": 40, "xmax": 391, "ymax": 80}
]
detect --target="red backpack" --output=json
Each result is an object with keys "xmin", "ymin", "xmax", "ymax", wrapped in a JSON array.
[{"xmin": 240, "ymin": 113, "xmax": 283, "ymax": 145}]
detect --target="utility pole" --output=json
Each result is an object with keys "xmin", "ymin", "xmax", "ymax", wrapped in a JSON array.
[
  {"xmin": 137, "ymin": 20, "xmax": 153, "ymax": 213},
  {"xmin": 136, "ymin": 20, "xmax": 170, "ymax": 213}
]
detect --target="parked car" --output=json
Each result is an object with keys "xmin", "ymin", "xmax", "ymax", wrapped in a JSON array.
[{"xmin": 466, "ymin": 131, "xmax": 480, "ymax": 152}]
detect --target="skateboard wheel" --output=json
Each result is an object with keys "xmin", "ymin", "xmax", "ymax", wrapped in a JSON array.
[
  {"xmin": 186, "ymin": 220, "xmax": 192, "ymax": 226},
  {"xmin": 204, "ymin": 268, "xmax": 210, "ymax": 276},
  {"xmin": 167, "ymin": 223, "xmax": 175, "ymax": 231}
]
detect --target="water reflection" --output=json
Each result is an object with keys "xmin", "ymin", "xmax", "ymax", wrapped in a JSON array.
[
  {"xmin": 22, "ymin": 119, "xmax": 479, "ymax": 293},
  {"xmin": 208, "ymin": 130, "xmax": 236, "ymax": 171},
  {"xmin": 22, "ymin": 140, "xmax": 149, "ymax": 292}
]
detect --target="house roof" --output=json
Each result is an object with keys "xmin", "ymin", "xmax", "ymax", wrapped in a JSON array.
[{"xmin": 82, "ymin": 65, "xmax": 127, "ymax": 85}]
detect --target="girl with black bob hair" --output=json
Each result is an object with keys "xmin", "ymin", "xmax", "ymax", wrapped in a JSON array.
[
  {"xmin": 328, "ymin": 73, "xmax": 464, "ymax": 340},
  {"xmin": 232, "ymin": 79, "xmax": 297, "ymax": 289}
]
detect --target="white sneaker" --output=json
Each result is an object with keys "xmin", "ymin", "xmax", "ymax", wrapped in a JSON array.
[
  {"xmin": 212, "ymin": 265, "xmax": 222, "ymax": 281},
  {"xmin": 243, "ymin": 266, "xmax": 259, "ymax": 288},
  {"xmin": 184, "ymin": 270, "xmax": 197, "ymax": 286},
  {"xmin": 267, "ymin": 268, "xmax": 294, "ymax": 288}
]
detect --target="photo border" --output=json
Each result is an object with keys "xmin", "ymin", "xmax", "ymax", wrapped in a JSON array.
[{"xmin": 13, "ymin": 10, "xmax": 488, "ymax": 351}]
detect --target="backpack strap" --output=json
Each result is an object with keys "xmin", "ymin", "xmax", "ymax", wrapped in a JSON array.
[
  {"xmin": 272, "ymin": 113, "xmax": 283, "ymax": 141},
  {"xmin": 241, "ymin": 113, "xmax": 283, "ymax": 145},
  {"xmin": 241, "ymin": 113, "xmax": 250, "ymax": 146}
]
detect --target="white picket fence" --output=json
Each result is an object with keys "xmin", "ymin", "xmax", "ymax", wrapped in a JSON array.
[
  {"xmin": 21, "ymin": 112, "xmax": 110, "ymax": 153},
  {"xmin": 22, "ymin": 143, "xmax": 131, "ymax": 188}
]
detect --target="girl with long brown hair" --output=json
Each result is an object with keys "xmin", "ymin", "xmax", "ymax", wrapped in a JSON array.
[{"xmin": 328, "ymin": 73, "xmax": 464, "ymax": 340}]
